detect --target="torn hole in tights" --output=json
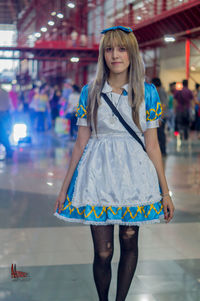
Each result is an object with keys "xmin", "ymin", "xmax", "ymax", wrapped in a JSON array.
[{"xmin": 122, "ymin": 228, "xmax": 136, "ymax": 240}]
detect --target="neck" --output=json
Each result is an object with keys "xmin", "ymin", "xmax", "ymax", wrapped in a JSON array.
[{"xmin": 108, "ymin": 73, "xmax": 128, "ymax": 90}]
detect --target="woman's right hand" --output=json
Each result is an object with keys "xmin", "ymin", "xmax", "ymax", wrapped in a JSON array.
[{"xmin": 54, "ymin": 191, "xmax": 67, "ymax": 214}]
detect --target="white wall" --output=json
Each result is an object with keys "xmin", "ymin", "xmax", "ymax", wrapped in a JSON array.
[{"xmin": 159, "ymin": 40, "xmax": 200, "ymax": 91}]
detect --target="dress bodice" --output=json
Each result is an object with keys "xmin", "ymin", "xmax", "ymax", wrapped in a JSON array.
[
  {"xmin": 76, "ymin": 81, "xmax": 162, "ymax": 136},
  {"xmin": 95, "ymin": 92, "xmax": 147, "ymax": 137}
]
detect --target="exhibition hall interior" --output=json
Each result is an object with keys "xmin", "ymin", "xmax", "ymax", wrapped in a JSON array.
[{"xmin": 0, "ymin": 0, "xmax": 200, "ymax": 300}]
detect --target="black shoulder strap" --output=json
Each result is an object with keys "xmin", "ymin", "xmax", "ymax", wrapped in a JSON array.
[{"xmin": 101, "ymin": 92, "xmax": 146, "ymax": 152}]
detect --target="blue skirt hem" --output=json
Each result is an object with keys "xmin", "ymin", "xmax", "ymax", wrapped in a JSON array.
[
  {"xmin": 54, "ymin": 212, "xmax": 164, "ymax": 226},
  {"xmin": 54, "ymin": 198, "xmax": 164, "ymax": 225}
]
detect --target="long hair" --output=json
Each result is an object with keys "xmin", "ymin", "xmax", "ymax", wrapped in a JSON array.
[{"xmin": 87, "ymin": 29, "xmax": 145, "ymax": 133}]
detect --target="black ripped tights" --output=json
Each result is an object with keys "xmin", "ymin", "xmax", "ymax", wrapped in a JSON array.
[{"xmin": 90, "ymin": 225, "xmax": 139, "ymax": 301}]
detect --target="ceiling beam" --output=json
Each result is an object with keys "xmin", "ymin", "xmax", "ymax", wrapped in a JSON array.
[
  {"xmin": 17, "ymin": 0, "xmax": 35, "ymax": 30},
  {"xmin": 7, "ymin": 0, "xmax": 17, "ymax": 22},
  {"xmin": 134, "ymin": 0, "xmax": 200, "ymax": 30}
]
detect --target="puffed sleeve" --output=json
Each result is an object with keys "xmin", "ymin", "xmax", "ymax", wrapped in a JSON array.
[
  {"xmin": 76, "ymin": 84, "xmax": 89, "ymax": 126},
  {"xmin": 145, "ymin": 83, "xmax": 162, "ymax": 129}
]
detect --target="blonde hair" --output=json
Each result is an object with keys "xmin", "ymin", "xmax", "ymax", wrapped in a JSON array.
[{"xmin": 87, "ymin": 29, "xmax": 145, "ymax": 132}]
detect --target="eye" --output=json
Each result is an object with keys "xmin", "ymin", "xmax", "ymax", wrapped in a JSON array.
[
  {"xmin": 105, "ymin": 47, "xmax": 112, "ymax": 52},
  {"xmin": 119, "ymin": 47, "xmax": 126, "ymax": 52}
]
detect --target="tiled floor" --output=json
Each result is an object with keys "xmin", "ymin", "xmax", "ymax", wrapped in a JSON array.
[{"xmin": 0, "ymin": 131, "xmax": 200, "ymax": 300}]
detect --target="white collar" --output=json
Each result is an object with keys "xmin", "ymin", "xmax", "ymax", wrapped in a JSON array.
[{"xmin": 102, "ymin": 81, "xmax": 128, "ymax": 95}]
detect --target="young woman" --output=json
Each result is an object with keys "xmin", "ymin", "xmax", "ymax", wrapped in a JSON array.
[{"xmin": 54, "ymin": 26, "xmax": 175, "ymax": 301}]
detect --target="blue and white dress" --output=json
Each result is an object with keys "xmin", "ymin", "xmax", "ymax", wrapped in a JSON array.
[{"xmin": 54, "ymin": 81, "xmax": 164, "ymax": 225}]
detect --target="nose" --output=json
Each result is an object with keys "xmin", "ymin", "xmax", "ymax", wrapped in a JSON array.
[{"xmin": 112, "ymin": 48, "xmax": 119, "ymax": 59}]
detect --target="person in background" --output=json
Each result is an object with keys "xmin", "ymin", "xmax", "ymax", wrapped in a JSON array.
[
  {"xmin": 29, "ymin": 86, "xmax": 39, "ymax": 130},
  {"xmin": 0, "ymin": 85, "xmax": 13, "ymax": 158},
  {"xmin": 21, "ymin": 89, "xmax": 30, "ymax": 113},
  {"xmin": 174, "ymin": 79, "xmax": 193, "ymax": 140},
  {"xmin": 64, "ymin": 84, "xmax": 80, "ymax": 140},
  {"xmin": 80, "ymin": 33, "xmax": 87, "ymax": 47},
  {"xmin": 71, "ymin": 30, "xmax": 78, "ymax": 46},
  {"xmin": 28, "ymin": 84, "xmax": 36, "ymax": 107},
  {"xmin": 44, "ymin": 84, "xmax": 52, "ymax": 130},
  {"xmin": 18, "ymin": 90, "xmax": 26, "ymax": 112},
  {"xmin": 194, "ymin": 83, "xmax": 200, "ymax": 139},
  {"xmin": 61, "ymin": 79, "xmax": 73, "ymax": 102},
  {"xmin": 9, "ymin": 85, "xmax": 18, "ymax": 112},
  {"xmin": 35, "ymin": 84, "xmax": 50, "ymax": 132},
  {"xmin": 49, "ymin": 85, "xmax": 61, "ymax": 128},
  {"xmin": 151, "ymin": 77, "xmax": 168, "ymax": 156},
  {"xmin": 59, "ymin": 79, "xmax": 73, "ymax": 117},
  {"xmin": 167, "ymin": 82, "xmax": 176, "ymax": 133}
]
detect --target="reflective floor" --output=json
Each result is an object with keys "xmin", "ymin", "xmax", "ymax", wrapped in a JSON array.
[{"xmin": 0, "ymin": 131, "xmax": 200, "ymax": 301}]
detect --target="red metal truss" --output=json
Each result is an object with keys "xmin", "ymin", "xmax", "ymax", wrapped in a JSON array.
[
  {"xmin": 0, "ymin": 0, "xmax": 32, "ymax": 24},
  {"xmin": 0, "ymin": 45, "xmax": 99, "ymax": 62},
  {"xmin": 116, "ymin": 0, "xmax": 200, "ymax": 49},
  {"xmin": 16, "ymin": 0, "xmax": 200, "ymax": 49},
  {"xmin": 7, "ymin": 0, "xmax": 17, "ymax": 23}
]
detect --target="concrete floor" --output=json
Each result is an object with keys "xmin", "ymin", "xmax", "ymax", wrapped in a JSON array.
[{"xmin": 0, "ymin": 131, "xmax": 200, "ymax": 301}]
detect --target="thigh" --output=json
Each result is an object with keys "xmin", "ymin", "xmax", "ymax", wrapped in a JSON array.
[
  {"xmin": 182, "ymin": 111, "xmax": 190, "ymax": 125},
  {"xmin": 90, "ymin": 225, "xmax": 114, "ymax": 252}
]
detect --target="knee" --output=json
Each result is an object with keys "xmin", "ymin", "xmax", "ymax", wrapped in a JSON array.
[
  {"xmin": 95, "ymin": 244, "xmax": 113, "ymax": 265},
  {"xmin": 95, "ymin": 250, "xmax": 113, "ymax": 265}
]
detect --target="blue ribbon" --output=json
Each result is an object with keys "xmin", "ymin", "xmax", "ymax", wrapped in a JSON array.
[{"xmin": 101, "ymin": 26, "xmax": 133, "ymax": 34}]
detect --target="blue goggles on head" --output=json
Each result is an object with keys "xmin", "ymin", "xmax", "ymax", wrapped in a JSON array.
[{"xmin": 101, "ymin": 26, "xmax": 133, "ymax": 34}]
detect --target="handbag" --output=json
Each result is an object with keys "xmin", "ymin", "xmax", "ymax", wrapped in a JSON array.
[{"xmin": 101, "ymin": 93, "xmax": 146, "ymax": 152}]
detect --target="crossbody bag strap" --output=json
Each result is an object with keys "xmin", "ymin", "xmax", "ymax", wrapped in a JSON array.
[{"xmin": 101, "ymin": 92, "xmax": 146, "ymax": 152}]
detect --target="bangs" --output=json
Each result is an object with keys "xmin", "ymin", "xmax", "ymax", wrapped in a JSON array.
[{"xmin": 103, "ymin": 30, "xmax": 130, "ymax": 49}]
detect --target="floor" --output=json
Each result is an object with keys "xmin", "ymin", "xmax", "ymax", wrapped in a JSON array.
[{"xmin": 0, "ymin": 131, "xmax": 200, "ymax": 301}]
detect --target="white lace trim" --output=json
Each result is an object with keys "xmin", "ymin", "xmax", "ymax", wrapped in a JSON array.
[
  {"xmin": 72, "ymin": 197, "xmax": 162, "ymax": 209},
  {"xmin": 54, "ymin": 212, "xmax": 164, "ymax": 226},
  {"xmin": 146, "ymin": 120, "xmax": 159, "ymax": 129},
  {"xmin": 76, "ymin": 118, "xmax": 88, "ymax": 126}
]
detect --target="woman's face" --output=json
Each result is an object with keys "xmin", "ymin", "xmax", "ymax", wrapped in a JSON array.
[{"xmin": 104, "ymin": 45, "xmax": 130, "ymax": 77}]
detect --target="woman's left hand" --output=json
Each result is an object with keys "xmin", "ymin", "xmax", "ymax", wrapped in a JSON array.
[{"xmin": 162, "ymin": 195, "xmax": 175, "ymax": 223}]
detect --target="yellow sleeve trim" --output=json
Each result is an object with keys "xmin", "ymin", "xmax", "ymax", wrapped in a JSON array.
[
  {"xmin": 146, "ymin": 101, "xmax": 162, "ymax": 121},
  {"xmin": 75, "ymin": 104, "xmax": 88, "ymax": 118}
]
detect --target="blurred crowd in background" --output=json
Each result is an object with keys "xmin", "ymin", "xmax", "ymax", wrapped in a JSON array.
[
  {"xmin": 151, "ymin": 78, "xmax": 200, "ymax": 156},
  {"xmin": 0, "ymin": 77, "xmax": 200, "ymax": 159},
  {"xmin": 0, "ymin": 79, "xmax": 81, "ymax": 158}
]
